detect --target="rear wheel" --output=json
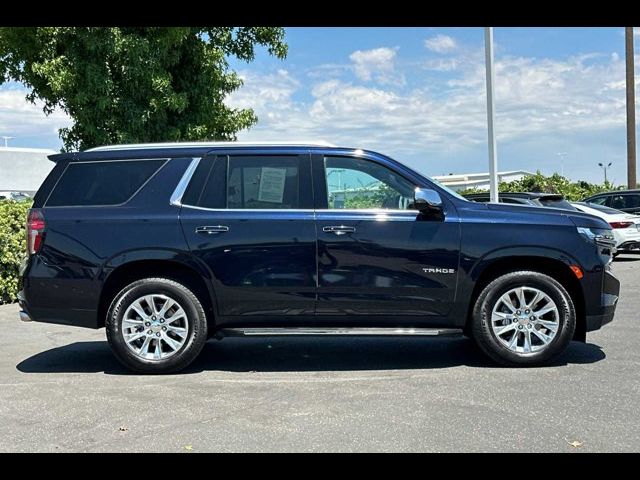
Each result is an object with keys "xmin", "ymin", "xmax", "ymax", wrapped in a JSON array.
[
  {"xmin": 106, "ymin": 278, "xmax": 208, "ymax": 374},
  {"xmin": 471, "ymin": 271, "xmax": 576, "ymax": 367}
]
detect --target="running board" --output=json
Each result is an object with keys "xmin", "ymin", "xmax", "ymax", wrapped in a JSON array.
[{"xmin": 219, "ymin": 327, "xmax": 463, "ymax": 337}]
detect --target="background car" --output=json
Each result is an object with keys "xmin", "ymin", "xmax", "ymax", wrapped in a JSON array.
[
  {"xmin": 572, "ymin": 201, "xmax": 640, "ymax": 254},
  {"xmin": 583, "ymin": 189, "xmax": 640, "ymax": 214},
  {"xmin": 463, "ymin": 192, "xmax": 577, "ymax": 210},
  {"xmin": 0, "ymin": 191, "xmax": 31, "ymax": 202}
]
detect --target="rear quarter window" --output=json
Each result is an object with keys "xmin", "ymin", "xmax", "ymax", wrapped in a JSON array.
[{"xmin": 45, "ymin": 159, "xmax": 167, "ymax": 207}]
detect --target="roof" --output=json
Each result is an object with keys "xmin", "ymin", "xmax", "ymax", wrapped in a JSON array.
[{"xmin": 85, "ymin": 140, "xmax": 337, "ymax": 152}]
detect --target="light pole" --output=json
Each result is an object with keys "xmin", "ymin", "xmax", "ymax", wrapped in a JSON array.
[
  {"xmin": 625, "ymin": 27, "xmax": 636, "ymax": 189},
  {"xmin": 598, "ymin": 162, "xmax": 612, "ymax": 184},
  {"xmin": 484, "ymin": 27, "xmax": 499, "ymax": 203},
  {"xmin": 556, "ymin": 152, "xmax": 567, "ymax": 177},
  {"xmin": 1, "ymin": 136, "xmax": 13, "ymax": 148}
]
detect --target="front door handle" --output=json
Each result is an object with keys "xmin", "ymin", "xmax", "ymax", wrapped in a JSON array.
[
  {"xmin": 195, "ymin": 225, "xmax": 229, "ymax": 234},
  {"xmin": 322, "ymin": 225, "xmax": 356, "ymax": 235}
]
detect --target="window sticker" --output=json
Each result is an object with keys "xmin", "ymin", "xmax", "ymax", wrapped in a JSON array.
[{"xmin": 258, "ymin": 167, "xmax": 287, "ymax": 203}]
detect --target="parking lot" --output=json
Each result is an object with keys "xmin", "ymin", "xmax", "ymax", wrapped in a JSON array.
[{"xmin": 0, "ymin": 259, "xmax": 638, "ymax": 452}]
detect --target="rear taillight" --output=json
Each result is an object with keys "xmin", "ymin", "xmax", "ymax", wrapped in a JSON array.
[
  {"xmin": 27, "ymin": 209, "xmax": 45, "ymax": 255},
  {"xmin": 609, "ymin": 221, "xmax": 633, "ymax": 229}
]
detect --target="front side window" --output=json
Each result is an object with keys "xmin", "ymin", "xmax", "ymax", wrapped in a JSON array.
[
  {"xmin": 46, "ymin": 159, "xmax": 166, "ymax": 207},
  {"xmin": 323, "ymin": 156, "xmax": 415, "ymax": 210}
]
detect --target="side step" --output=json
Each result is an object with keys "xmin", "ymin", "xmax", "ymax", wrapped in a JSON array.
[{"xmin": 219, "ymin": 327, "xmax": 463, "ymax": 337}]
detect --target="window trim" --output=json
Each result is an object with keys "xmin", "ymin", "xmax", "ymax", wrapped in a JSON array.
[{"xmin": 44, "ymin": 157, "xmax": 169, "ymax": 208}]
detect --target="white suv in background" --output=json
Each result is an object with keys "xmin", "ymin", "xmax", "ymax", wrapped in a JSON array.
[{"xmin": 572, "ymin": 202, "xmax": 640, "ymax": 255}]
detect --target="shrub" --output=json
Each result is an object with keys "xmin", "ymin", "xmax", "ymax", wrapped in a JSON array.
[
  {"xmin": 457, "ymin": 171, "xmax": 622, "ymax": 201},
  {"xmin": 0, "ymin": 200, "xmax": 31, "ymax": 304}
]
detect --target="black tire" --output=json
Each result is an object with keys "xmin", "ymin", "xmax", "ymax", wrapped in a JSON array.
[
  {"xmin": 471, "ymin": 271, "xmax": 576, "ymax": 367},
  {"xmin": 106, "ymin": 278, "xmax": 208, "ymax": 374}
]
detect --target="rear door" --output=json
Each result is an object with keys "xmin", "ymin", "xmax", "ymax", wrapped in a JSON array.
[{"xmin": 179, "ymin": 151, "xmax": 317, "ymax": 321}]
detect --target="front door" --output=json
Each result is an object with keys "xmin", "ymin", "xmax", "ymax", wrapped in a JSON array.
[
  {"xmin": 179, "ymin": 153, "xmax": 317, "ymax": 321},
  {"xmin": 313, "ymin": 154, "xmax": 460, "ymax": 322}
]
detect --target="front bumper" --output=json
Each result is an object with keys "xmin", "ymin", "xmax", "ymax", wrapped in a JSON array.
[{"xmin": 585, "ymin": 268, "xmax": 620, "ymax": 332}]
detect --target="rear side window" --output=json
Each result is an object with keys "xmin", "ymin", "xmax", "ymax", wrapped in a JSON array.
[
  {"xmin": 227, "ymin": 156, "xmax": 300, "ymax": 209},
  {"xmin": 183, "ymin": 155, "xmax": 308, "ymax": 210},
  {"xmin": 46, "ymin": 159, "xmax": 166, "ymax": 207}
]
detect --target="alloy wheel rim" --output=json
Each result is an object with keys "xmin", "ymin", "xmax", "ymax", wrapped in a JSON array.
[
  {"xmin": 121, "ymin": 294, "xmax": 189, "ymax": 360},
  {"xmin": 491, "ymin": 286, "xmax": 559, "ymax": 354}
]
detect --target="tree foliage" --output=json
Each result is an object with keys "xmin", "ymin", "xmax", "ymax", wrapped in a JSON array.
[
  {"xmin": 458, "ymin": 171, "xmax": 622, "ymax": 201},
  {"xmin": 0, "ymin": 200, "xmax": 31, "ymax": 304},
  {"xmin": 0, "ymin": 27, "xmax": 287, "ymax": 151}
]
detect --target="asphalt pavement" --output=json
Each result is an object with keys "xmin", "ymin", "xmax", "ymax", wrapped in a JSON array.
[{"xmin": 1, "ymin": 258, "xmax": 639, "ymax": 452}]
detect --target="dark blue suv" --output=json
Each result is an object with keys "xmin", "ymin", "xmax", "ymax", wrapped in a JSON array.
[{"xmin": 18, "ymin": 142, "xmax": 620, "ymax": 373}]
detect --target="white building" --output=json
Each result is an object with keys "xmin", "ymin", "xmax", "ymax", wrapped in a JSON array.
[
  {"xmin": 0, "ymin": 147, "xmax": 56, "ymax": 195},
  {"xmin": 432, "ymin": 170, "xmax": 533, "ymax": 192}
]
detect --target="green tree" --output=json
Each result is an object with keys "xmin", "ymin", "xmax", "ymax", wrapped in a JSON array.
[{"xmin": 0, "ymin": 27, "xmax": 287, "ymax": 151}]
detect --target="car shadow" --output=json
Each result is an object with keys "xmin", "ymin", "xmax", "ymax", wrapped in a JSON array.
[{"xmin": 16, "ymin": 337, "xmax": 606, "ymax": 375}]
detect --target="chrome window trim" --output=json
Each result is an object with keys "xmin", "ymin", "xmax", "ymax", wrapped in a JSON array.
[
  {"xmin": 178, "ymin": 204, "xmax": 419, "ymax": 215},
  {"xmin": 44, "ymin": 157, "xmax": 170, "ymax": 208},
  {"xmin": 169, "ymin": 157, "xmax": 201, "ymax": 207}
]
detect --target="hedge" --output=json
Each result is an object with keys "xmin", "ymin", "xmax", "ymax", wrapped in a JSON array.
[
  {"xmin": 0, "ymin": 200, "xmax": 32, "ymax": 304},
  {"xmin": 457, "ymin": 171, "xmax": 622, "ymax": 201}
]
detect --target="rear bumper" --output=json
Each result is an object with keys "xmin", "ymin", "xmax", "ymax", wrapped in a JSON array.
[
  {"xmin": 585, "ymin": 268, "xmax": 619, "ymax": 332},
  {"xmin": 18, "ymin": 289, "xmax": 100, "ymax": 329}
]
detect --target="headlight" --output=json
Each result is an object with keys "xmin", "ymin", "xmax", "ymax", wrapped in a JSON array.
[{"xmin": 576, "ymin": 227, "xmax": 615, "ymax": 246}]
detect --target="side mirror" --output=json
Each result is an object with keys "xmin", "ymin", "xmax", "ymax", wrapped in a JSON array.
[{"xmin": 414, "ymin": 188, "xmax": 443, "ymax": 212}]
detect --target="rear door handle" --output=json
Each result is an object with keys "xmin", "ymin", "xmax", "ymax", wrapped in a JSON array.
[
  {"xmin": 322, "ymin": 225, "xmax": 356, "ymax": 235},
  {"xmin": 195, "ymin": 225, "xmax": 229, "ymax": 234}
]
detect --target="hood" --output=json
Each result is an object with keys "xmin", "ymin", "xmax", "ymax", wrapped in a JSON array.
[{"xmin": 482, "ymin": 202, "xmax": 611, "ymax": 229}]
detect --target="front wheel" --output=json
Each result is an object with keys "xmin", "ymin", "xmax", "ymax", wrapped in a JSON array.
[
  {"xmin": 471, "ymin": 271, "xmax": 576, "ymax": 367},
  {"xmin": 106, "ymin": 278, "xmax": 208, "ymax": 374}
]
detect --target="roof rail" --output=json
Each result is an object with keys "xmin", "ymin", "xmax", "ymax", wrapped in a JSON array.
[{"xmin": 85, "ymin": 140, "xmax": 337, "ymax": 152}]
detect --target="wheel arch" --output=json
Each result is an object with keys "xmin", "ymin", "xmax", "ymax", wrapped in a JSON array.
[
  {"xmin": 464, "ymin": 252, "xmax": 586, "ymax": 341},
  {"xmin": 98, "ymin": 255, "xmax": 217, "ymax": 331}
]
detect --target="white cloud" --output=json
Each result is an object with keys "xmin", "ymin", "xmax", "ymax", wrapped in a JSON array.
[
  {"xmin": 348, "ymin": 47, "xmax": 403, "ymax": 85},
  {"xmin": 425, "ymin": 34, "xmax": 458, "ymax": 54},
  {"xmin": 228, "ymin": 47, "xmax": 630, "ymax": 172},
  {"xmin": 0, "ymin": 88, "xmax": 70, "ymax": 141}
]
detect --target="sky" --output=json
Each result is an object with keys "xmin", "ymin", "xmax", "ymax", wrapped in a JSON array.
[{"xmin": 1, "ymin": 27, "xmax": 639, "ymax": 184}]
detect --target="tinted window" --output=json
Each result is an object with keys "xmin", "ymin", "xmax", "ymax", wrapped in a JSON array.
[
  {"xmin": 501, "ymin": 197, "xmax": 529, "ymax": 204},
  {"xmin": 323, "ymin": 156, "xmax": 415, "ymax": 210},
  {"xmin": 227, "ymin": 156, "xmax": 300, "ymax": 209},
  {"xmin": 587, "ymin": 196, "xmax": 608, "ymax": 206},
  {"xmin": 610, "ymin": 194, "xmax": 640, "ymax": 210},
  {"xmin": 537, "ymin": 198, "xmax": 577, "ymax": 210},
  {"xmin": 46, "ymin": 159, "xmax": 166, "ymax": 207},
  {"xmin": 181, "ymin": 156, "xmax": 226, "ymax": 209}
]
